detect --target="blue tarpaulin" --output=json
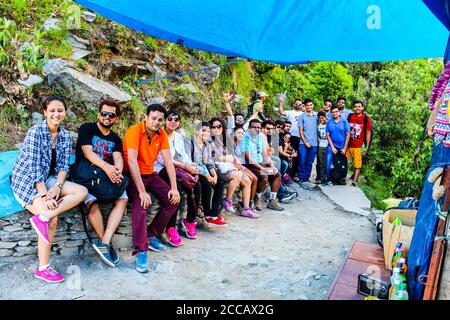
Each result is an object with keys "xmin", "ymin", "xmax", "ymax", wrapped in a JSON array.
[
  {"xmin": 75, "ymin": 0, "xmax": 448, "ymax": 63},
  {"xmin": 0, "ymin": 151, "xmax": 25, "ymax": 218}
]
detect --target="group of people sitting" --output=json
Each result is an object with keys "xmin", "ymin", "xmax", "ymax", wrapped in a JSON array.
[{"xmin": 9, "ymin": 89, "xmax": 372, "ymax": 283}]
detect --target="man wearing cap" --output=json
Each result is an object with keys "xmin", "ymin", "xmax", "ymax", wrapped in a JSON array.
[{"xmin": 246, "ymin": 90, "xmax": 268, "ymax": 122}]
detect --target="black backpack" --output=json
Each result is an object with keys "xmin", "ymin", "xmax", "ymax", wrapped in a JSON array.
[
  {"xmin": 245, "ymin": 100, "xmax": 266, "ymax": 121},
  {"xmin": 70, "ymin": 159, "xmax": 129, "ymax": 203},
  {"xmin": 348, "ymin": 113, "xmax": 372, "ymax": 148},
  {"xmin": 330, "ymin": 152, "xmax": 348, "ymax": 185}
]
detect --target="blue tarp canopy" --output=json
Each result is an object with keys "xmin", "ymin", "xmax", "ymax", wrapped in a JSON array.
[{"xmin": 75, "ymin": 0, "xmax": 449, "ymax": 63}]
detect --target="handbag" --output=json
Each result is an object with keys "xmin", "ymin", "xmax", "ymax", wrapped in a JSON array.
[
  {"xmin": 70, "ymin": 159, "xmax": 129, "ymax": 203},
  {"xmin": 216, "ymin": 161, "xmax": 238, "ymax": 174},
  {"xmin": 175, "ymin": 167, "xmax": 197, "ymax": 189}
]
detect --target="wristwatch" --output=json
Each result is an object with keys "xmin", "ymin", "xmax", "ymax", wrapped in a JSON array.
[{"xmin": 56, "ymin": 182, "xmax": 63, "ymax": 189}]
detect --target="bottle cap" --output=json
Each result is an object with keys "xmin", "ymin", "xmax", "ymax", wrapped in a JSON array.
[{"xmin": 393, "ymin": 267, "xmax": 400, "ymax": 273}]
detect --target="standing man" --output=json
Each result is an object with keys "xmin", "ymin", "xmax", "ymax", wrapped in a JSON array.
[
  {"xmin": 337, "ymin": 96, "xmax": 350, "ymax": 120},
  {"xmin": 297, "ymin": 98, "xmax": 318, "ymax": 183},
  {"xmin": 241, "ymin": 119, "xmax": 284, "ymax": 211},
  {"xmin": 326, "ymin": 105, "xmax": 350, "ymax": 184},
  {"xmin": 278, "ymin": 97, "xmax": 303, "ymax": 181},
  {"xmin": 74, "ymin": 98, "xmax": 128, "ymax": 267},
  {"xmin": 123, "ymin": 103, "xmax": 181, "ymax": 273},
  {"xmin": 346, "ymin": 100, "xmax": 372, "ymax": 186},
  {"xmin": 321, "ymin": 99, "xmax": 333, "ymax": 119},
  {"xmin": 246, "ymin": 90, "xmax": 268, "ymax": 122}
]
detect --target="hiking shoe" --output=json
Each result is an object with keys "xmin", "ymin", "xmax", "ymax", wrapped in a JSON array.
[
  {"xmin": 34, "ymin": 265, "xmax": 64, "ymax": 283},
  {"xmin": 249, "ymin": 200, "xmax": 256, "ymax": 211},
  {"xmin": 148, "ymin": 236, "xmax": 167, "ymax": 252},
  {"xmin": 351, "ymin": 182, "xmax": 356, "ymax": 187},
  {"xmin": 92, "ymin": 240, "xmax": 115, "ymax": 267},
  {"xmin": 240, "ymin": 208, "xmax": 260, "ymax": 219},
  {"xmin": 167, "ymin": 226, "xmax": 184, "ymax": 246},
  {"xmin": 181, "ymin": 219, "xmax": 197, "ymax": 239},
  {"xmin": 267, "ymin": 199, "xmax": 285, "ymax": 211},
  {"xmin": 109, "ymin": 244, "xmax": 120, "ymax": 265},
  {"xmin": 254, "ymin": 196, "xmax": 264, "ymax": 211},
  {"xmin": 135, "ymin": 251, "xmax": 149, "ymax": 273},
  {"xmin": 205, "ymin": 215, "xmax": 228, "ymax": 227},
  {"xmin": 30, "ymin": 215, "xmax": 50, "ymax": 245},
  {"xmin": 279, "ymin": 191, "xmax": 297, "ymax": 203},
  {"xmin": 222, "ymin": 198, "xmax": 236, "ymax": 214}
]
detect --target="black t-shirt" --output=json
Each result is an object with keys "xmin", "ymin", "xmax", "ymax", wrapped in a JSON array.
[
  {"xmin": 75, "ymin": 122, "xmax": 122, "ymax": 164},
  {"xmin": 48, "ymin": 148, "xmax": 56, "ymax": 178}
]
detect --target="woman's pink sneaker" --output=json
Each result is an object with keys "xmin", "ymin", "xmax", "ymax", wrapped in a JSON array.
[
  {"xmin": 30, "ymin": 215, "xmax": 50, "ymax": 244},
  {"xmin": 34, "ymin": 265, "xmax": 64, "ymax": 283},
  {"xmin": 240, "ymin": 208, "xmax": 260, "ymax": 219},
  {"xmin": 167, "ymin": 227, "xmax": 184, "ymax": 247},
  {"xmin": 181, "ymin": 219, "xmax": 197, "ymax": 239}
]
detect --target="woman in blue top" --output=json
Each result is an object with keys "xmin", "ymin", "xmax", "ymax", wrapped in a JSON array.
[{"xmin": 10, "ymin": 96, "xmax": 88, "ymax": 284}]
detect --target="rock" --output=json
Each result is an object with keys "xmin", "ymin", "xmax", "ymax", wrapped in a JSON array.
[
  {"xmin": 0, "ymin": 242, "xmax": 16, "ymax": 249},
  {"xmin": 43, "ymin": 59, "xmax": 72, "ymax": 75},
  {"xmin": 304, "ymin": 271, "xmax": 318, "ymax": 279},
  {"xmin": 71, "ymin": 48, "xmax": 91, "ymax": 60},
  {"xmin": 117, "ymin": 226, "xmax": 132, "ymax": 235},
  {"xmin": 48, "ymin": 68, "xmax": 131, "ymax": 107},
  {"xmin": 0, "ymin": 96, "xmax": 6, "ymax": 105},
  {"xmin": 148, "ymin": 97, "xmax": 166, "ymax": 105},
  {"xmin": 69, "ymin": 232, "xmax": 88, "ymax": 241},
  {"xmin": 67, "ymin": 110, "xmax": 77, "ymax": 120},
  {"xmin": 106, "ymin": 59, "xmax": 134, "ymax": 79},
  {"xmin": 198, "ymin": 63, "xmax": 220, "ymax": 85},
  {"xmin": 0, "ymin": 230, "xmax": 36, "ymax": 242},
  {"xmin": 153, "ymin": 54, "xmax": 166, "ymax": 65},
  {"xmin": 14, "ymin": 246, "xmax": 37, "ymax": 255},
  {"xmin": 111, "ymin": 234, "xmax": 132, "ymax": 249},
  {"xmin": 52, "ymin": 235, "xmax": 71, "ymax": 244},
  {"xmin": 0, "ymin": 220, "xmax": 10, "ymax": 228},
  {"xmin": 233, "ymin": 94, "xmax": 244, "ymax": 104},
  {"xmin": 17, "ymin": 74, "xmax": 43, "ymax": 88},
  {"xmin": 82, "ymin": 11, "xmax": 97, "ymax": 23},
  {"xmin": 314, "ymin": 274, "xmax": 322, "ymax": 280},
  {"xmin": 147, "ymin": 64, "xmax": 166, "ymax": 77},
  {"xmin": 64, "ymin": 240, "xmax": 84, "ymax": 248},
  {"xmin": 0, "ymin": 249, "xmax": 14, "ymax": 257},
  {"xmin": 32, "ymin": 112, "xmax": 44, "ymax": 126},
  {"xmin": 17, "ymin": 241, "xmax": 31, "ymax": 247},
  {"xmin": 67, "ymin": 35, "xmax": 90, "ymax": 50},
  {"xmin": 43, "ymin": 18, "xmax": 61, "ymax": 31},
  {"xmin": 177, "ymin": 83, "xmax": 198, "ymax": 94},
  {"xmin": 59, "ymin": 247, "xmax": 81, "ymax": 257}
]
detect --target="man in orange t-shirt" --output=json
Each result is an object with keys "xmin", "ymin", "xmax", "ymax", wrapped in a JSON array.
[{"xmin": 123, "ymin": 103, "xmax": 180, "ymax": 273}]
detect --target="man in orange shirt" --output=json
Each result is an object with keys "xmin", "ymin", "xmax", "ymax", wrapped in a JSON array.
[{"xmin": 123, "ymin": 103, "xmax": 180, "ymax": 273}]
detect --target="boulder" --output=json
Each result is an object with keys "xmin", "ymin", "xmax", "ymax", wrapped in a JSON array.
[
  {"xmin": 0, "ymin": 96, "xmax": 6, "ymax": 106},
  {"xmin": 0, "ymin": 242, "xmax": 17, "ymax": 249},
  {"xmin": 177, "ymin": 83, "xmax": 198, "ymax": 94},
  {"xmin": 148, "ymin": 97, "xmax": 166, "ymax": 105},
  {"xmin": 67, "ymin": 35, "xmax": 90, "ymax": 50},
  {"xmin": 17, "ymin": 241, "xmax": 31, "ymax": 247},
  {"xmin": 82, "ymin": 11, "xmax": 97, "ymax": 23},
  {"xmin": 14, "ymin": 246, "xmax": 37, "ymax": 256},
  {"xmin": 198, "ymin": 63, "xmax": 220, "ymax": 85},
  {"xmin": 43, "ymin": 59, "xmax": 72, "ymax": 75},
  {"xmin": 17, "ymin": 74, "xmax": 43, "ymax": 88},
  {"xmin": 71, "ymin": 48, "xmax": 91, "ymax": 60},
  {"xmin": 48, "ymin": 68, "xmax": 131, "ymax": 107},
  {"xmin": 0, "ymin": 230, "xmax": 36, "ymax": 242},
  {"xmin": 43, "ymin": 18, "xmax": 61, "ymax": 31},
  {"xmin": 0, "ymin": 249, "xmax": 13, "ymax": 257},
  {"xmin": 32, "ymin": 112, "xmax": 43, "ymax": 126}
]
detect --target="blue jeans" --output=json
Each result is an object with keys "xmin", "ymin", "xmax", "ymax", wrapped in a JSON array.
[
  {"xmin": 407, "ymin": 142, "xmax": 450, "ymax": 300},
  {"xmin": 298, "ymin": 144, "xmax": 318, "ymax": 181},
  {"xmin": 325, "ymin": 146, "xmax": 333, "ymax": 181},
  {"xmin": 281, "ymin": 159, "xmax": 289, "ymax": 176}
]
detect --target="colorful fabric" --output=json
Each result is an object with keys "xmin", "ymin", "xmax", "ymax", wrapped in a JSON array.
[
  {"xmin": 348, "ymin": 114, "xmax": 372, "ymax": 148},
  {"xmin": 10, "ymin": 120, "xmax": 72, "ymax": 206},
  {"xmin": 346, "ymin": 147, "xmax": 363, "ymax": 169},
  {"xmin": 240, "ymin": 132, "xmax": 264, "ymax": 164},
  {"xmin": 434, "ymin": 80, "xmax": 450, "ymax": 147}
]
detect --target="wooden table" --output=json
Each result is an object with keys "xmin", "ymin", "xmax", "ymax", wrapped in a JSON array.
[{"xmin": 327, "ymin": 240, "xmax": 391, "ymax": 300}]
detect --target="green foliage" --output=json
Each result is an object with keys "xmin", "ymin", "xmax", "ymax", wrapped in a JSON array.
[{"xmin": 144, "ymin": 36, "xmax": 159, "ymax": 50}]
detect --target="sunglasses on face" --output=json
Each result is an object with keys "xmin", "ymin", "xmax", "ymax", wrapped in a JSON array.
[
  {"xmin": 167, "ymin": 116, "xmax": 180, "ymax": 122},
  {"xmin": 235, "ymin": 116, "xmax": 244, "ymax": 122},
  {"xmin": 211, "ymin": 125, "xmax": 222, "ymax": 129},
  {"xmin": 100, "ymin": 111, "xmax": 117, "ymax": 119}
]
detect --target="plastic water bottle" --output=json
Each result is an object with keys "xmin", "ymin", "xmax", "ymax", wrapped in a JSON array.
[
  {"xmin": 389, "ymin": 278, "xmax": 402, "ymax": 300},
  {"xmin": 391, "ymin": 242, "xmax": 403, "ymax": 268},
  {"xmin": 396, "ymin": 260, "xmax": 407, "ymax": 283},
  {"xmin": 392, "ymin": 283, "xmax": 409, "ymax": 300}
]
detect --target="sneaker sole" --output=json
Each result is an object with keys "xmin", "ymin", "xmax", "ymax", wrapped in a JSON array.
[
  {"xmin": 239, "ymin": 214, "xmax": 259, "ymax": 219},
  {"xmin": 34, "ymin": 273, "xmax": 64, "ymax": 283},
  {"xmin": 280, "ymin": 194, "xmax": 296, "ymax": 203},
  {"xmin": 267, "ymin": 206, "xmax": 285, "ymax": 211},
  {"xmin": 135, "ymin": 266, "xmax": 149, "ymax": 273},
  {"xmin": 181, "ymin": 220, "xmax": 197, "ymax": 239},
  {"xmin": 207, "ymin": 222, "xmax": 228, "ymax": 228},
  {"xmin": 148, "ymin": 245, "xmax": 165, "ymax": 252},
  {"xmin": 169, "ymin": 240, "xmax": 184, "ymax": 247},
  {"xmin": 92, "ymin": 244, "xmax": 116, "ymax": 268},
  {"xmin": 29, "ymin": 218, "xmax": 50, "ymax": 245}
]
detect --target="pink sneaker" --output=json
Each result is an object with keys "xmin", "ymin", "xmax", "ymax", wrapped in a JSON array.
[
  {"xmin": 167, "ymin": 227, "xmax": 184, "ymax": 247},
  {"xmin": 30, "ymin": 215, "xmax": 50, "ymax": 244},
  {"xmin": 222, "ymin": 198, "xmax": 236, "ymax": 214},
  {"xmin": 240, "ymin": 208, "xmax": 260, "ymax": 219},
  {"xmin": 34, "ymin": 265, "xmax": 64, "ymax": 283},
  {"xmin": 181, "ymin": 219, "xmax": 197, "ymax": 239}
]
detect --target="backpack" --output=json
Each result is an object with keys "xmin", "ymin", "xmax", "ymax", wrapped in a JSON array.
[
  {"xmin": 348, "ymin": 113, "xmax": 372, "ymax": 147},
  {"xmin": 70, "ymin": 159, "xmax": 129, "ymax": 203},
  {"xmin": 245, "ymin": 100, "xmax": 265, "ymax": 121},
  {"xmin": 330, "ymin": 152, "xmax": 348, "ymax": 185}
]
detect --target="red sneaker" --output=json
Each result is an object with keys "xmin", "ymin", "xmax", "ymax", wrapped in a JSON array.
[{"xmin": 205, "ymin": 215, "xmax": 228, "ymax": 227}]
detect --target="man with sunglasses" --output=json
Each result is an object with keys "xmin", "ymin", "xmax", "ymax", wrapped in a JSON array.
[
  {"xmin": 223, "ymin": 92, "xmax": 248, "ymax": 135},
  {"xmin": 241, "ymin": 119, "xmax": 284, "ymax": 211},
  {"xmin": 73, "ymin": 98, "xmax": 128, "ymax": 267}
]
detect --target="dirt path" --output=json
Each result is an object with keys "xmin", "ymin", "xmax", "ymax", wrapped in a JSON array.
[{"xmin": 0, "ymin": 185, "xmax": 375, "ymax": 300}]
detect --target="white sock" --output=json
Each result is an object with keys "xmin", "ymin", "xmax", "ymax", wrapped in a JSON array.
[
  {"xmin": 38, "ymin": 264, "xmax": 49, "ymax": 271},
  {"xmin": 256, "ymin": 192, "xmax": 262, "ymax": 198},
  {"xmin": 270, "ymin": 192, "xmax": 277, "ymax": 200},
  {"xmin": 39, "ymin": 215, "xmax": 49, "ymax": 222}
]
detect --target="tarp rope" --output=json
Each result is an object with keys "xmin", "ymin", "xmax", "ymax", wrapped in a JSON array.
[{"xmin": 134, "ymin": 57, "xmax": 247, "ymax": 85}]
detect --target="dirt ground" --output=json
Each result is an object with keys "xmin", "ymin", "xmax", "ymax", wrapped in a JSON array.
[{"xmin": 0, "ymin": 184, "xmax": 375, "ymax": 300}]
